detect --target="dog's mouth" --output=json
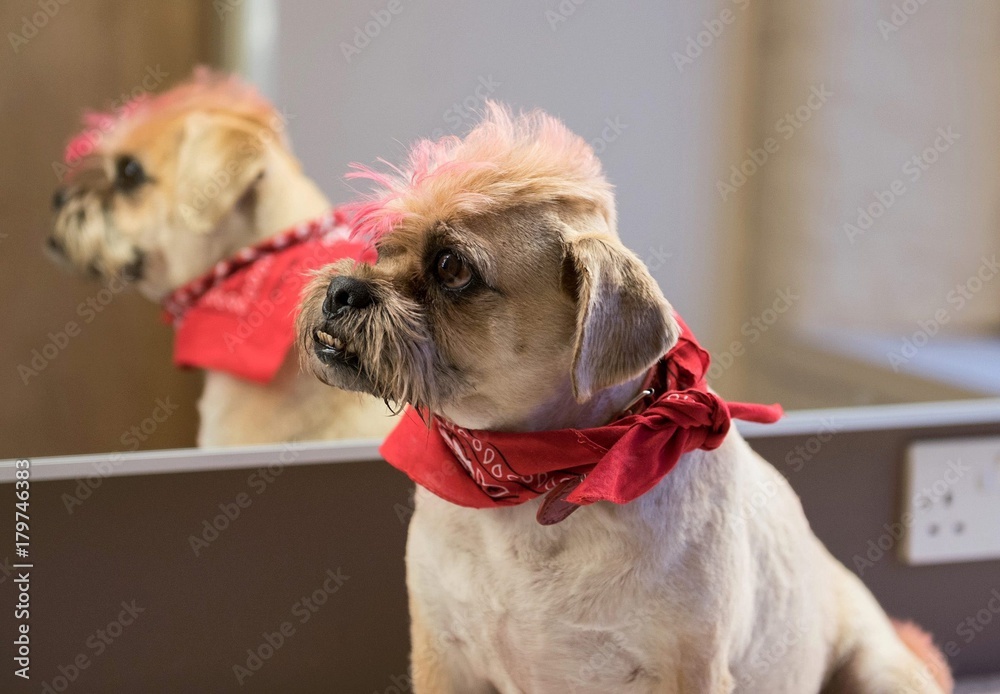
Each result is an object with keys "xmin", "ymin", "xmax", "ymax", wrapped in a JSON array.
[
  {"xmin": 49, "ymin": 193, "xmax": 146, "ymax": 283},
  {"xmin": 298, "ymin": 278, "xmax": 439, "ymax": 408},
  {"xmin": 47, "ymin": 233, "xmax": 146, "ymax": 283},
  {"xmin": 312, "ymin": 325, "xmax": 362, "ymax": 371},
  {"xmin": 121, "ymin": 251, "xmax": 146, "ymax": 282},
  {"xmin": 308, "ymin": 320, "xmax": 388, "ymax": 399}
]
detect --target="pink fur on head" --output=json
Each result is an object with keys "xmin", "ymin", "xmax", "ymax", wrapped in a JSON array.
[
  {"xmin": 63, "ymin": 67, "xmax": 282, "ymax": 167},
  {"xmin": 344, "ymin": 102, "xmax": 616, "ymax": 242}
]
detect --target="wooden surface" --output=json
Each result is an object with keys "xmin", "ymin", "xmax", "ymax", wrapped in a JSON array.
[
  {"xmin": 0, "ymin": 1, "xmax": 219, "ymax": 457},
  {"xmin": 2, "ymin": 460, "xmax": 413, "ymax": 693}
]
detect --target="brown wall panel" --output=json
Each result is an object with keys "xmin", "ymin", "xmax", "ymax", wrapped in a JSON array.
[
  {"xmin": 2, "ymin": 419, "xmax": 998, "ymax": 691},
  {"xmin": 0, "ymin": 0, "xmax": 219, "ymax": 458},
  {"xmin": 3, "ymin": 460, "xmax": 412, "ymax": 693}
]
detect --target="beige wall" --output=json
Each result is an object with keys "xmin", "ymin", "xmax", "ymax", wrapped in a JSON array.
[
  {"xmin": 714, "ymin": 0, "xmax": 1000, "ymax": 408},
  {"xmin": 749, "ymin": 1, "xmax": 1000, "ymax": 337}
]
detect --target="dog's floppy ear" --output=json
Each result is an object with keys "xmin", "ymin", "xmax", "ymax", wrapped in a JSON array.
[
  {"xmin": 565, "ymin": 234, "xmax": 680, "ymax": 402},
  {"xmin": 174, "ymin": 112, "xmax": 268, "ymax": 234}
]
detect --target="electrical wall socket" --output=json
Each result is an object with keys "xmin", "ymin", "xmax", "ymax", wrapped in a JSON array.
[{"xmin": 902, "ymin": 436, "xmax": 1000, "ymax": 565}]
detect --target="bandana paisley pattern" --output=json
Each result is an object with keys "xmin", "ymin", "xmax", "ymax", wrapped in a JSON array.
[{"xmin": 437, "ymin": 418, "xmax": 582, "ymax": 501}]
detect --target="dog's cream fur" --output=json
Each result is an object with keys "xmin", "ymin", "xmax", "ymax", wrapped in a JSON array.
[
  {"xmin": 50, "ymin": 71, "xmax": 392, "ymax": 445},
  {"xmin": 300, "ymin": 104, "xmax": 952, "ymax": 692}
]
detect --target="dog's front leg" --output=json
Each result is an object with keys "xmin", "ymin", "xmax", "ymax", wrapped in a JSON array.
[
  {"xmin": 662, "ymin": 641, "xmax": 736, "ymax": 694},
  {"xmin": 680, "ymin": 659, "xmax": 736, "ymax": 694},
  {"xmin": 410, "ymin": 598, "xmax": 495, "ymax": 694},
  {"xmin": 410, "ymin": 599, "xmax": 456, "ymax": 694}
]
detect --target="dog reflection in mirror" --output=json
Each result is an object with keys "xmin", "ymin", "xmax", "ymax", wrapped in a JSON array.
[
  {"xmin": 48, "ymin": 70, "xmax": 393, "ymax": 445},
  {"xmin": 299, "ymin": 104, "xmax": 951, "ymax": 693}
]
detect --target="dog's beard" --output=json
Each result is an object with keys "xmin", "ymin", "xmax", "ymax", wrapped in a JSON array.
[
  {"xmin": 298, "ymin": 275, "xmax": 455, "ymax": 414},
  {"xmin": 50, "ymin": 192, "xmax": 145, "ymax": 281}
]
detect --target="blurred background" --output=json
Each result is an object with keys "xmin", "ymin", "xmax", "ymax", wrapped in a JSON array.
[
  {"xmin": 3, "ymin": 3, "xmax": 1000, "ymax": 690},
  {"xmin": 2, "ymin": 0, "xmax": 999, "ymax": 457}
]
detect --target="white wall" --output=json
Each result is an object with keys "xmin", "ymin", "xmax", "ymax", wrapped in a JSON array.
[{"xmin": 263, "ymin": 0, "xmax": 750, "ymax": 345}]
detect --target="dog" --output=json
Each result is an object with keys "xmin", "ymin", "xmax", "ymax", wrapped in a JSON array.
[
  {"xmin": 48, "ymin": 70, "xmax": 394, "ymax": 446},
  {"xmin": 298, "ymin": 104, "xmax": 953, "ymax": 692}
]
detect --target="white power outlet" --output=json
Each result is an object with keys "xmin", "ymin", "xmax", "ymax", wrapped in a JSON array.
[{"xmin": 902, "ymin": 436, "xmax": 1000, "ymax": 565}]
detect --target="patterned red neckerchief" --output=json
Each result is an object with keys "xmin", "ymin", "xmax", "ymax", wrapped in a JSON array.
[
  {"xmin": 161, "ymin": 208, "xmax": 376, "ymax": 383},
  {"xmin": 379, "ymin": 315, "xmax": 783, "ymax": 524}
]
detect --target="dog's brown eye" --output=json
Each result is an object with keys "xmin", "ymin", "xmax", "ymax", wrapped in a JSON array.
[
  {"xmin": 114, "ymin": 155, "xmax": 147, "ymax": 192},
  {"xmin": 434, "ymin": 250, "xmax": 473, "ymax": 290}
]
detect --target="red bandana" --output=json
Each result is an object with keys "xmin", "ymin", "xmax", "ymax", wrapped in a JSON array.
[
  {"xmin": 161, "ymin": 209, "xmax": 375, "ymax": 383},
  {"xmin": 379, "ymin": 316, "xmax": 783, "ymax": 524}
]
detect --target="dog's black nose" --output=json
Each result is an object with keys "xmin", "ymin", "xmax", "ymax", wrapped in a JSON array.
[
  {"xmin": 324, "ymin": 276, "xmax": 374, "ymax": 317},
  {"xmin": 52, "ymin": 187, "xmax": 69, "ymax": 211}
]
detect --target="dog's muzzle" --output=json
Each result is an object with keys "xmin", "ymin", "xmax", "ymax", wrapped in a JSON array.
[
  {"xmin": 48, "ymin": 185, "xmax": 147, "ymax": 282},
  {"xmin": 311, "ymin": 276, "xmax": 375, "ymax": 370}
]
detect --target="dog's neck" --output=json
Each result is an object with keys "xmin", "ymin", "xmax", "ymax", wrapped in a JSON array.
[
  {"xmin": 443, "ymin": 372, "xmax": 648, "ymax": 433},
  {"xmin": 524, "ymin": 373, "xmax": 649, "ymax": 431},
  {"xmin": 245, "ymin": 149, "xmax": 330, "ymax": 244}
]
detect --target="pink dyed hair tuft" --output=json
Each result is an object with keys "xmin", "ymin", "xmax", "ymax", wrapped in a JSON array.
[
  {"xmin": 62, "ymin": 67, "xmax": 281, "ymax": 166},
  {"xmin": 344, "ymin": 102, "xmax": 616, "ymax": 243}
]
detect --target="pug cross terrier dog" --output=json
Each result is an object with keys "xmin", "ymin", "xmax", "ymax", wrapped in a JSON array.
[
  {"xmin": 48, "ymin": 70, "xmax": 392, "ymax": 446},
  {"xmin": 299, "ymin": 104, "xmax": 951, "ymax": 692}
]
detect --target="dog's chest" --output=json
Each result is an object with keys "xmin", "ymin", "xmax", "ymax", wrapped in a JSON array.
[{"xmin": 408, "ymin": 490, "xmax": 681, "ymax": 692}]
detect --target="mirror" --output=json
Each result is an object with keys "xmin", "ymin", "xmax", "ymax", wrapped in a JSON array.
[{"xmin": 3, "ymin": 0, "xmax": 998, "ymax": 458}]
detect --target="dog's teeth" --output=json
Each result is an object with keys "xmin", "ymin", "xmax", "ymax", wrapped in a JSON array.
[{"xmin": 314, "ymin": 329, "xmax": 352, "ymax": 353}]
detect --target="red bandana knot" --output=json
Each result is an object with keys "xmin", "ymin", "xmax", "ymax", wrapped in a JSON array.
[{"xmin": 379, "ymin": 315, "xmax": 783, "ymax": 524}]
